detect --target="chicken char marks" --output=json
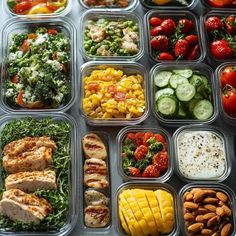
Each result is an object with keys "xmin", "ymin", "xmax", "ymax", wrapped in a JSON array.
[{"xmin": 3, "ymin": 136, "xmax": 57, "ymax": 173}]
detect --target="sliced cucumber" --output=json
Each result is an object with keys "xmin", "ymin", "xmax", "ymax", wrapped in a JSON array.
[
  {"xmin": 197, "ymin": 84, "xmax": 212, "ymax": 99},
  {"xmin": 189, "ymin": 74, "xmax": 204, "ymax": 89},
  {"xmin": 157, "ymin": 95, "xmax": 178, "ymax": 117},
  {"xmin": 188, "ymin": 99, "xmax": 200, "ymax": 113},
  {"xmin": 169, "ymin": 74, "xmax": 188, "ymax": 89},
  {"xmin": 154, "ymin": 71, "xmax": 172, "ymax": 87},
  {"xmin": 200, "ymin": 75, "xmax": 208, "ymax": 85},
  {"xmin": 155, "ymin": 88, "xmax": 175, "ymax": 101},
  {"xmin": 173, "ymin": 69, "xmax": 193, "ymax": 78},
  {"xmin": 176, "ymin": 83, "xmax": 196, "ymax": 102},
  {"xmin": 193, "ymin": 100, "xmax": 213, "ymax": 120},
  {"xmin": 177, "ymin": 103, "xmax": 187, "ymax": 119}
]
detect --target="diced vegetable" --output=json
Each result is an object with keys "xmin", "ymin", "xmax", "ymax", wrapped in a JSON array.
[
  {"xmin": 156, "ymin": 95, "xmax": 178, "ymax": 117},
  {"xmin": 154, "ymin": 71, "xmax": 172, "ymax": 87},
  {"xmin": 155, "ymin": 88, "xmax": 174, "ymax": 101},
  {"xmin": 169, "ymin": 74, "xmax": 188, "ymax": 89},
  {"xmin": 193, "ymin": 100, "xmax": 214, "ymax": 120},
  {"xmin": 175, "ymin": 83, "xmax": 196, "ymax": 102}
]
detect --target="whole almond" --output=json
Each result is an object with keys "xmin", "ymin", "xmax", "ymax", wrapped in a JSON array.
[
  {"xmin": 204, "ymin": 189, "xmax": 216, "ymax": 197},
  {"xmin": 216, "ymin": 192, "xmax": 228, "ymax": 203},
  {"xmin": 195, "ymin": 207, "xmax": 208, "ymax": 215},
  {"xmin": 184, "ymin": 213, "xmax": 195, "ymax": 222},
  {"xmin": 187, "ymin": 223, "xmax": 204, "ymax": 233},
  {"xmin": 221, "ymin": 223, "xmax": 232, "ymax": 236},
  {"xmin": 193, "ymin": 189, "xmax": 206, "ymax": 203},
  {"xmin": 195, "ymin": 215, "xmax": 205, "ymax": 223},
  {"xmin": 184, "ymin": 202, "xmax": 199, "ymax": 211},
  {"xmin": 203, "ymin": 212, "xmax": 216, "ymax": 220},
  {"xmin": 201, "ymin": 229, "xmax": 213, "ymax": 236},
  {"xmin": 204, "ymin": 204, "xmax": 217, "ymax": 212},
  {"xmin": 191, "ymin": 188, "xmax": 201, "ymax": 194},
  {"xmin": 186, "ymin": 193, "xmax": 194, "ymax": 201},
  {"xmin": 183, "ymin": 191, "xmax": 190, "ymax": 200},
  {"xmin": 207, "ymin": 215, "xmax": 220, "ymax": 228},
  {"xmin": 216, "ymin": 207, "xmax": 224, "ymax": 217},
  {"xmin": 203, "ymin": 197, "xmax": 219, "ymax": 204},
  {"xmin": 222, "ymin": 205, "xmax": 232, "ymax": 217}
]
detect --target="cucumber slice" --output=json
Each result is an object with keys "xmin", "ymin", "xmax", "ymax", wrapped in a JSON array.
[
  {"xmin": 189, "ymin": 74, "xmax": 204, "ymax": 89},
  {"xmin": 177, "ymin": 103, "xmax": 187, "ymax": 118},
  {"xmin": 176, "ymin": 83, "xmax": 196, "ymax": 102},
  {"xmin": 188, "ymin": 99, "xmax": 200, "ymax": 113},
  {"xmin": 154, "ymin": 71, "xmax": 172, "ymax": 88},
  {"xmin": 169, "ymin": 74, "xmax": 188, "ymax": 89},
  {"xmin": 197, "ymin": 84, "xmax": 212, "ymax": 99},
  {"xmin": 200, "ymin": 75, "xmax": 208, "ymax": 85},
  {"xmin": 156, "ymin": 95, "xmax": 178, "ymax": 117},
  {"xmin": 173, "ymin": 69, "xmax": 193, "ymax": 78},
  {"xmin": 193, "ymin": 100, "xmax": 213, "ymax": 120},
  {"xmin": 155, "ymin": 88, "xmax": 175, "ymax": 101}
]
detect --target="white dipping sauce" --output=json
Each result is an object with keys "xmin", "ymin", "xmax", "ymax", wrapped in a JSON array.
[{"xmin": 176, "ymin": 130, "xmax": 227, "ymax": 179}]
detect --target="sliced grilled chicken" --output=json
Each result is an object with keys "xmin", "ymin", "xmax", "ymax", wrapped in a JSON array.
[
  {"xmin": 84, "ymin": 205, "xmax": 110, "ymax": 227},
  {"xmin": 84, "ymin": 158, "xmax": 109, "ymax": 188},
  {"xmin": 3, "ymin": 136, "xmax": 57, "ymax": 157},
  {"xmin": 82, "ymin": 133, "xmax": 107, "ymax": 160},
  {"xmin": 85, "ymin": 190, "xmax": 109, "ymax": 206},
  {"xmin": 3, "ymin": 146, "xmax": 53, "ymax": 173},
  {"xmin": 5, "ymin": 170, "xmax": 57, "ymax": 192},
  {"xmin": 0, "ymin": 189, "xmax": 52, "ymax": 224}
]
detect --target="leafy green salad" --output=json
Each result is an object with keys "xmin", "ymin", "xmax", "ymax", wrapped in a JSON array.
[
  {"xmin": 6, "ymin": 27, "xmax": 70, "ymax": 109},
  {"xmin": 0, "ymin": 117, "xmax": 71, "ymax": 231}
]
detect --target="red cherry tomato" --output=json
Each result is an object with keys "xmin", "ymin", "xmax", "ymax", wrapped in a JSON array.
[
  {"xmin": 142, "ymin": 165, "xmax": 160, "ymax": 177},
  {"xmin": 143, "ymin": 132, "xmax": 154, "ymax": 146},
  {"xmin": 126, "ymin": 133, "xmax": 136, "ymax": 141},
  {"xmin": 87, "ymin": 82, "xmax": 100, "ymax": 91},
  {"xmin": 154, "ymin": 134, "xmax": 166, "ymax": 144},
  {"xmin": 47, "ymin": 29, "xmax": 58, "ymax": 35},
  {"xmin": 13, "ymin": 1, "xmax": 32, "ymax": 13},
  {"xmin": 149, "ymin": 17, "xmax": 163, "ymax": 27},
  {"xmin": 20, "ymin": 40, "xmax": 30, "ymax": 53},
  {"xmin": 152, "ymin": 152, "xmax": 168, "ymax": 172},
  {"xmin": 128, "ymin": 167, "xmax": 141, "ymax": 177},
  {"xmin": 220, "ymin": 66, "xmax": 236, "ymax": 88},
  {"xmin": 134, "ymin": 132, "xmax": 144, "ymax": 146},
  {"xmin": 134, "ymin": 145, "xmax": 148, "ymax": 161},
  {"xmin": 222, "ymin": 87, "xmax": 236, "ymax": 116}
]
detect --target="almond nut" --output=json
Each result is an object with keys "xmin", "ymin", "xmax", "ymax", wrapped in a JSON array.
[
  {"xmin": 186, "ymin": 193, "xmax": 194, "ymax": 201},
  {"xmin": 203, "ymin": 197, "xmax": 219, "ymax": 204},
  {"xmin": 191, "ymin": 188, "xmax": 201, "ymax": 194},
  {"xmin": 184, "ymin": 213, "xmax": 195, "ymax": 222},
  {"xmin": 195, "ymin": 215, "xmax": 205, "ymax": 223},
  {"xmin": 221, "ymin": 223, "xmax": 232, "ymax": 236},
  {"xmin": 187, "ymin": 223, "xmax": 204, "ymax": 233},
  {"xmin": 222, "ymin": 205, "xmax": 232, "ymax": 217},
  {"xmin": 183, "ymin": 191, "xmax": 190, "ymax": 200},
  {"xmin": 207, "ymin": 215, "xmax": 220, "ymax": 228},
  {"xmin": 204, "ymin": 189, "xmax": 216, "ymax": 197},
  {"xmin": 184, "ymin": 202, "xmax": 199, "ymax": 211},
  {"xmin": 195, "ymin": 207, "xmax": 208, "ymax": 215},
  {"xmin": 193, "ymin": 189, "xmax": 206, "ymax": 203},
  {"xmin": 201, "ymin": 229, "xmax": 213, "ymax": 236},
  {"xmin": 203, "ymin": 212, "xmax": 216, "ymax": 220},
  {"xmin": 216, "ymin": 191, "xmax": 228, "ymax": 203},
  {"xmin": 216, "ymin": 207, "xmax": 224, "ymax": 217},
  {"xmin": 204, "ymin": 204, "xmax": 217, "ymax": 212}
]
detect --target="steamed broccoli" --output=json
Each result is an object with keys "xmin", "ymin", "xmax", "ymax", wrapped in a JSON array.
[{"xmin": 12, "ymin": 33, "xmax": 27, "ymax": 47}]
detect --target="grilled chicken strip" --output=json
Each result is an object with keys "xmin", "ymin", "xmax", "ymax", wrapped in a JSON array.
[
  {"xmin": 84, "ymin": 158, "xmax": 109, "ymax": 188},
  {"xmin": 3, "ymin": 146, "xmax": 53, "ymax": 173},
  {"xmin": 0, "ymin": 189, "xmax": 52, "ymax": 224},
  {"xmin": 3, "ymin": 136, "xmax": 57, "ymax": 157},
  {"xmin": 85, "ymin": 189, "xmax": 109, "ymax": 206},
  {"xmin": 5, "ymin": 170, "xmax": 57, "ymax": 192},
  {"xmin": 84, "ymin": 205, "xmax": 110, "ymax": 228},
  {"xmin": 82, "ymin": 133, "xmax": 107, "ymax": 160}
]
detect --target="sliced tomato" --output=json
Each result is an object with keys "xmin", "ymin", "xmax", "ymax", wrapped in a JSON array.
[
  {"xmin": 142, "ymin": 165, "xmax": 160, "ymax": 178},
  {"xmin": 152, "ymin": 151, "xmax": 168, "ymax": 172},
  {"xmin": 47, "ymin": 29, "xmax": 58, "ymax": 36},
  {"xmin": 87, "ymin": 82, "xmax": 100, "ymax": 91},
  {"xmin": 20, "ymin": 40, "xmax": 30, "ymax": 53},
  {"xmin": 114, "ymin": 92, "xmax": 126, "ymax": 101},
  {"xmin": 154, "ymin": 134, "xmax": 166, "ymax": 144},
  {"xmin": 16, "ymin": 91, "xmax": 25, "ymax": 107},
  {"xmin": 11, "ymin": 75, "xmax": 19, "ymax": 84},
  {"xmin": 143, "ymin": 132, "xmax": 154, "ymax": 146},
  {"xmin": 134, "ymin": 132, "xmax": 144, "ymax": 146},
  {"xmin": 13, "ymin": 1, "xmax": 32, "ymax": 13},
  {"xmin": 134, "ymin": 145, "xmax": 148, "ymax": 161}
]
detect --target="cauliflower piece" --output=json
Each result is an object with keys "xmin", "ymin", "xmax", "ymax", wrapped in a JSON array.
[
  {"xmin": 96, "ymin": 45, "xmax": 111, "ymax": 56},
  {"xmin": 88, "ymin": 25, "xmax": 106, "ymax": 43}
]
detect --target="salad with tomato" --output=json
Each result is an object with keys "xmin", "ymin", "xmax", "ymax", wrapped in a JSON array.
[
  {"xmin": 7, "ymin": 0, "xmax": 67, "ymax": 15},
  {"xmin": 122, "ymin": 131, "xmax": 169, "ymax": 178},
  {"xmin": 220, "ymin": 65, "xmax": 236, "ymax": 118},
  {"xmin": 5, "ymin": 27, "xmax": 70, "ymax": 109}
]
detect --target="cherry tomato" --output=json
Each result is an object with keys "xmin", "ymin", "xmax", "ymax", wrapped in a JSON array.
[
  {"xmin": 220, "ymin": 66, "xmax": 236, "ymax": 88},
  {"xmin": 87, "ymin": 82, "xmax": 100, "ymax": 91},
  {"xmin": 13, "ymin": 1, "xmax": 32, "ymax": 13},
  {"xmin": 152, "ymin": 152, "xmax": 168, "ymax": 172},
  {"xmin": 222, "ymin": 87, "xmax": 236, "ymax": 116},
  {"xmin": 11, "ymin": 75, "xmax": 19, "ymax": 84},
  {"xmin": 20, "ymin": 40, "xmax": 30, "ymax": 53},
  {"xmin": 154, "ymin": 134, "xmax": 166, "ymax": 144},
  {"xmin": 126, "ymin": 133, "xmax": 136, "ymax": 141},
  {"xmin": 134, "ymin": 132, "xmax": 144, "ymax": 146},
  {"xmin": 48, "ymin": 29, "xmax": 58, "ymax": 35},
  {"xmin": 134, "ymin": 145, "xmax": 148, "ymax": 161},
  {"xmin": 16, "ymin": 90, "xmax": 25, "ymax": 107},
  {"xmin": 207, "ymin": 0, "xmax": 234, "ymax": 7},
  {"xmin": 143, "ymin": 132, "xmax": 154, "ymax": 146},
  {"xmin": 226, "ymin": 16, "xmax": 236, "ymax": 34},
  {"xmin": 128, "ymin": 167, "xmax": 141, "ymax": 177},
  {"xmin": 149, "ymin": 17, "xmax": 163, "ymax": 27},
  {"xmin": 142, "ymin": 165, "xmax": 160, "ymax": 177},
  {"xmin": 150, "ymin": 26, "xmax": 162, "ymax": 36}
]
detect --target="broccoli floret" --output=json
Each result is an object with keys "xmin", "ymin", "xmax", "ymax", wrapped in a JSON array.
[
  {"xmin": 122, "ymin": 139, "xmax": 136, "ymax": 158},
  {"xmin": 149, "ymin": 142, "xmax": 163, "ymax": 152},
  {"xmin": 34, "ymin": 81, "xmax": 53, "ymax": 102},
  {"xmin": 12, "ymin": 33, "xmax": 27, "ymax": 47},
  {"xmin": 7, "ymin": 0, "xmax": 16, "ymax": 9},
  {"xmin": 135, "ymin": 150, "xmax": 154, "ymax": 172},
  {"xmin": 19, "ymin": 67, "xmax": 31, "ymax": 79},
  {"xmin": 8, "ymin": 66, "xmax": 18, "ymax": 77},
  {"xmin": 123, "ymin": 157, "xmax": 136, "ymax": 176}
]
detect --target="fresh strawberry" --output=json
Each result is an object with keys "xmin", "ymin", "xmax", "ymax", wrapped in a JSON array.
[
  {"xmin": 178, "ymin": 18, "xmax": 194, "ymax": 33},
  {"xmin": 205, "ymin": 16, "xmax": 224, "ymax": 33},
  {"xmin": 174, "ymin": 39, "xmax": 189, "ymax": 58},
  {"xmin": 160, "ymin": 19, "xmax": 176, "ymax": 35},
  {"xmin": 128, "ymin": 167, "xmax": 141, "ymax": 177},
  {"xmin": 211, "ymin": 39, "xmax": 233, "ymax": 59},
  {"xmin": 158, "ymin": 52, "xmax": 174, "ymax": 60},
  {"xmin": 226, "ymin": 16, "xmax": 236, "ymax": 34},
  {"xmin": 149, "ymin": 17, "xmax": 163, "ymax": 27},
  {"xmin": 187, "ymin": 44, "xmax": 200, "ymax": 60},
  {"xmin": 185, "ymin": 34, "xmax": 198, "ymax": 46},
  {"xmin": 150, "ymin": 26, "xmax": 162, "ymax": 36},
  {"xmin": 142, "ymin": 165, "xmax": 160, "ymax": 178},
  {"xmin": 151, "ymin": 35, "xmax": 169, "ymax": 51}
]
